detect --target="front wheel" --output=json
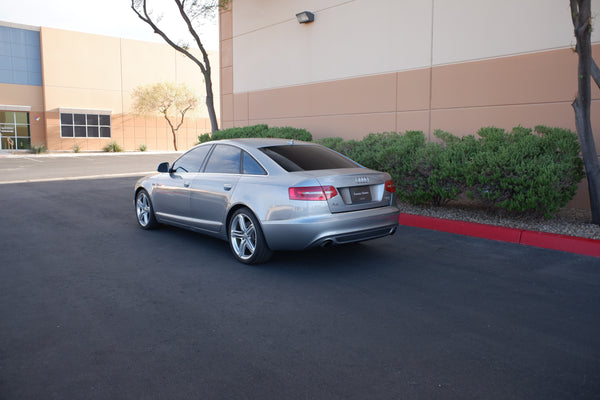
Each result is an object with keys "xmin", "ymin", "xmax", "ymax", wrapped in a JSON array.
[
  {"xmin": 228, "ymin": 208, "xmax": 272, "ymax": 264},
  {"xmin": 135, "ymin": 189, "xmax": 158, "ymax": 230}
]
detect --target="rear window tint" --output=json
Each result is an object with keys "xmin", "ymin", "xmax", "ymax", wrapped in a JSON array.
[{"xmin": 260, "ymin": 145, "xmax": 359, "ymax": 172}]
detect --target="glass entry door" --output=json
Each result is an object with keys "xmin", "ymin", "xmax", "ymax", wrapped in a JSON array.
[{"xmin": 0, "ymin": 111, "xmax": 31, "ymax": 150}]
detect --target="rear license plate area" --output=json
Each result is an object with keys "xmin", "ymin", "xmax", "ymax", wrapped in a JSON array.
[{"xmin": 350, "ymin": 186, "xmax": 371, "ymax": 203}]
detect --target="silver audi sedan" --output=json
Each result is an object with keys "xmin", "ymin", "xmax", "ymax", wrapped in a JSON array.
[{"xmin": 134, "ymin": 138, "xmax": 399, "ymax": 264}]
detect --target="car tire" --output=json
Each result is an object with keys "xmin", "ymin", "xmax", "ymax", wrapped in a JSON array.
[
  {"xmin": 228, "ymin": 208, "xmax": 272, "ymax": 264},
  {"xmin": 135, "ymin": 189, "xmax": 158, "ymax": 230}
]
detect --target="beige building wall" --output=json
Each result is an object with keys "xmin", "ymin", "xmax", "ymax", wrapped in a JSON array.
[
  {"xmin": 0, "ymin": 83, "xmax": 46, "ymax": 146},
  {"xmin": 40, "ymin": 27, "xmax": 219, "ymax": 151},
  {"xmin": 220, "ymin": 0, "xmax": 600, "ymax": 209}
]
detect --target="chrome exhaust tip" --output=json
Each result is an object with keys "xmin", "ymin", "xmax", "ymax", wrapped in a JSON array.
[{"xmin": 320, "ymin": 240, "xmax": 334, "ymax": 248}]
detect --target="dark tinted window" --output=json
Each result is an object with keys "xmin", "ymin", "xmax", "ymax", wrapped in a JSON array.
[
  {"xmin": 61, "ymin": 125, "xmax": 73, "ymax": 137},
  {"xmin": 60, "ymin": 113, "xmax": 72, "ymax": 125},
  {"xmin": 204, "ymin": 145, "xmax": 241, "ymax": 174},
  {"xmin": 260, "ymin": 145, "xmax": 359, "ymax": 172},
  {"xmin": 242, "ymin": 152, "xmax": 266, "ymax": 175},
  {"xmin": 99, "ymin": 115, "xmax": 111, "ymax": 125},
  {"xmin": 172, "ymin": 145, "xmax": 212, "ymax": 173},
  {"xmin": 87, "ymin": 114, "xmax": 98, "ymax": 125},
  {"xmin": 73, "ymin": 114, "xmax": 86, "ymax": 125},
  {"xmin": 60, "ymin": 112, "xmax": 111, "ymax": 138},
  {"xmin": 87, "ymin": 126, "xmax": 99, "ymax": 137},
  {"xmin": 74, "ymin": 126, "xmax": 86, "ymax": 137}
]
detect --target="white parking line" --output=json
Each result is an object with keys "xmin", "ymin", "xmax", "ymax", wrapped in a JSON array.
[{"xmin": 0, "ymin": 171, "xmax": 155, "ymax": 185}]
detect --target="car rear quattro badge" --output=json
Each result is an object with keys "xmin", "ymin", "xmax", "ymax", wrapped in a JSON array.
[{"xmin": 355, "ymin": 176, "xmax": 369, "ymax": 184}]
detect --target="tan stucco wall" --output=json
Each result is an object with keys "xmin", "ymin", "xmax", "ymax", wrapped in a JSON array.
[
  {"xmin": 0, "ymin": 83, "xmax": 46, "ymax": 146},
  {"xmin": 39, "ymin": 27, "xmax": 219, "ymax": 151},
  {"xmin": 222, "ymin": 45, "xmax": 600, "ymax": 145},
  {"xmin": 220, "ymin": 1, "xmax": 600, "ymax": 209}
]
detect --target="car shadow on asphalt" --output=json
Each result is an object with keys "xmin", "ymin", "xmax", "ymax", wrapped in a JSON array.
[{"xmin": 144, "ymin": 223, "xmax": 390, "ymax": 275}]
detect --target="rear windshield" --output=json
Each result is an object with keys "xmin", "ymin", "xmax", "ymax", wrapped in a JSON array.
[{"xmin": 260, "ymin": 145, "xmax": 360, "ymax": 172}]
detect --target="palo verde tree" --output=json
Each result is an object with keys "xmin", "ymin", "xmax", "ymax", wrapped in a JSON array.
[
  {"xmin": 131, "ymin": 0, "xmax": 229, "ymax": 134},
  {"xmin": 132, "ymin": 82, "xmax": 199, "ymax": 151},
  {"xmin": 570, "ymin": 0, "xmax": 600, "ymax": 224}
]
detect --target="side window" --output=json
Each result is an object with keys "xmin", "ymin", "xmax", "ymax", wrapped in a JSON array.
[
  {"xmin": 242, "ymin": 151, "xmax": 267, "ymax": 175},
  {"xmin": 204, "ymin": 145, "xmax": 241, "ymax": 174},
  {"xmin": 172, "ymin": 145, "xmax": 212, "ymax": 173}
]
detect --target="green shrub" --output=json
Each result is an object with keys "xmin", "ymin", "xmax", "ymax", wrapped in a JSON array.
[
  {"xmin": 378, "ymin": 131, "xmax": 462, "ymax": 205},
  {"xmin": 318, "ymin": 126, "xmax": 585, "ymax": 218},
  {"xmin": 210, "ymin": 124, "xmax": 269, "ymax": 140},
  {"xmin": 207, "ymin": 124, "xmax": 313, "ymax": 142},
  {"xmin": 318, "ymin": 131, "xmax": 459, "ymax": 205},
  {"xmin": 264, "ymin": 126, "xmax": 312, "ymax": 141},
  {"xmin": 462, "ymin": 126, "xmax": 584, "ymax": 217},
  {"xmin": 104, "ymin": 141, "xmax": 123, "ymax": 152},
  {"xmin": 197, "ymin": 133, "xmax": 211, "ymax": 144},
  {"xmin": 30, "ymin": 144, "xmax": 48, "ymax": 154},
  {"xmin": 317, "ymin": 137, "xmax": 360, "ymax": 160},
  {"xmin": 138, "ymin": 144, "xmax": 147, "ymax": 152},
  {"xmin": 316, "ymin": 137, "xmax": 346, "ymax": 151},
  {"xmin": 73, "ymin": 143, "xmax": 80, "ymax": 153}
]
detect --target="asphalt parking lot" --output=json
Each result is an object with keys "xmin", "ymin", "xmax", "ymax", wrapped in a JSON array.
[
  {"xmin": 1, "ymin": 155, "xmax": 599, "ymax": 399},
  {"xmin": 0, "ymin": 152, "xmax": 180, "ymax": 183}
]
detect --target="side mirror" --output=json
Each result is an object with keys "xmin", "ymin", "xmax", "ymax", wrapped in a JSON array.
[{"xmin": 157, "ymin": 162, "xmax": 170, "ymax": 173}]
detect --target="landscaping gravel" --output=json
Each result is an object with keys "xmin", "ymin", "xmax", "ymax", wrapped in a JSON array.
[{"xmin": 397, "ymin": 201, "xmax": 600, "ymax": 240}]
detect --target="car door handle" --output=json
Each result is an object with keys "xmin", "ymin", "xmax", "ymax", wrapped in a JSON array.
[
  {"xmin": 223, "ymin": 184, "xmax": 232, "ymax": 191},
  {"xmin": 184, "ymin": 182, "xmax": 191, "ymax": 188}
]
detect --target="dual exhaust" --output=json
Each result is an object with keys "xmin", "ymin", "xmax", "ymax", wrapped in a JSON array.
[{"xmin": 318, "ymin": 226, "xmax": 397, "ymax": 248}]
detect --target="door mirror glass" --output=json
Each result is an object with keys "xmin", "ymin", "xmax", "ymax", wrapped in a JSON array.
[{"xmin": 157, "ymin": 162, "xmax": 170, "ymax": 173}]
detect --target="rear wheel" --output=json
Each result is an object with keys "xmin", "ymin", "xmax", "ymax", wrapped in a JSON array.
[
  {"xmin": 228, "ymin": 208, "xmax": 272, "ymax": 264},
  {"xmin": 135, "ymin": 189, "xmax": 158, "ymax": 229}
]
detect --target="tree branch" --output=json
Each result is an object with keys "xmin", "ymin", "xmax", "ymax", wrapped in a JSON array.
[
  {"xmin": 131, "ymin": 0, "xmax": 207, "ymax": 75},
  {"xmin": 174, "ymin": 0, "xmax": 211, "ymax": 75},
  {"xmin": 131, "ymin": 0, "xmax": 219, "ymax": 133},
  {"xmin": 592, "ymin": 58, "xmax": 600, "ymax": 89},
  {"xmin": 569, "ymin": 0, "xmax": 578, "ymax": 26},
  {"xmin": 175, "ymin": 105, "xmax": 193, "ymax": 131}
]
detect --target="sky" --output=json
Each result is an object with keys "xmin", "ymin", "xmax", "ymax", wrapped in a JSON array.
[{"xmin": 2, "ymin": 0, "xmax": 220, "ymax": 50}]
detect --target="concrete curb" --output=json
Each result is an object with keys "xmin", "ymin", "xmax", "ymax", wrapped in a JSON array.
[{"xmin": 399, "ymin": 213, "xmax": 600, "ymax": 258}]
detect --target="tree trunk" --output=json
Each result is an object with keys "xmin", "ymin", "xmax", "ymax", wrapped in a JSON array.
[
  {"xmin": 205, "ymin": 74, "xmax": 219, "ymax": 134},
  {"xmin": 571, "ymin": 0, "xmax": 600, "ymax": 224},
  {"xmin": 164, "ymin": 112, "xmax": 178, "ymax": 151}
]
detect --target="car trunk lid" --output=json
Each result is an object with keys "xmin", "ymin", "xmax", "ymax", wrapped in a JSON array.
[{"xmin": 294, "ymin": 168, "xmax": 394, "ymax": 213}]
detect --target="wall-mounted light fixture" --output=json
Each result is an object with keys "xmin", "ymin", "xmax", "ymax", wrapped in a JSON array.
[{"xmin": 296, "ymin": 11, "xmax": 314, "ymax": 24}]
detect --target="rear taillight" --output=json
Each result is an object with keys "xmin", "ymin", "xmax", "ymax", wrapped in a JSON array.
[
  {"xmin": 385, "ymin": 180, "xmax": 396, "ymax": 193},
  {"xmin": 289, "ymin": 186, "xmax": 338, "ymax": 201}
]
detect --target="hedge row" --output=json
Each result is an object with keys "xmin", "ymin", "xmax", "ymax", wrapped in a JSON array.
[
  {"xmin": 198, "ymin": 124, "xmax": 312, "ymax": 143},
  {"xmin": 198, "ymin": 125, "xmax": 584, "ymax": 218},
  {"xmin": 318, "ymin": 126, "xmax": 585, "ymax": 218}
]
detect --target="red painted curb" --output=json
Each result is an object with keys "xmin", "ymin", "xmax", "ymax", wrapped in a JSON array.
[
  {"xmin": 520, "ymin": 230, "xmax": 600, "ymax": 258},
  {"xmin": 398, "ymin": 213, "xmax": 600, "ymax": 258}
]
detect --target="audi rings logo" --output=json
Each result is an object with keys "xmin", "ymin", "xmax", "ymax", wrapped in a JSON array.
[{"xmin": 355, "ymin": 176, "xmax": 369, "ymax": 184}]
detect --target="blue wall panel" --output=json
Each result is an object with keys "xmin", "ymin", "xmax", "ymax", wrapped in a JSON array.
[{"xmin": 0, "ymin": 26, "xmax": 42, "ymax": 86}]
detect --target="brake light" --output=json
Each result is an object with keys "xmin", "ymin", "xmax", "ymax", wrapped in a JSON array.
[
  {"xmin": 289, "ymin": 186, "xmax": 338, "ymax": 201},
  {"xmin": 385, "ymin": 180, "xmax": 396, "ymax": 193}
]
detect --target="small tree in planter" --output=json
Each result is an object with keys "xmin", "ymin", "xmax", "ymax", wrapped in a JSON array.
[{"xmin": 132, "ymin": 82, "xmax": 199, "ymax": 151}]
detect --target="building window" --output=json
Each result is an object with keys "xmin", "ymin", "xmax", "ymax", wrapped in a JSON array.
[
  {"xmin": 60, "ymin": 112, "xmax": 111, "ymax": 138},
  {"xmin": 0, "ymin": 111, "xmax": 30, "ymax": 150}
]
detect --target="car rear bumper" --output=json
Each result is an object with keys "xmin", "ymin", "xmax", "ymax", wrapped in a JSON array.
[{"xmin": 261, "ymin": 206, "xmax": 399, "ymax": 250}]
